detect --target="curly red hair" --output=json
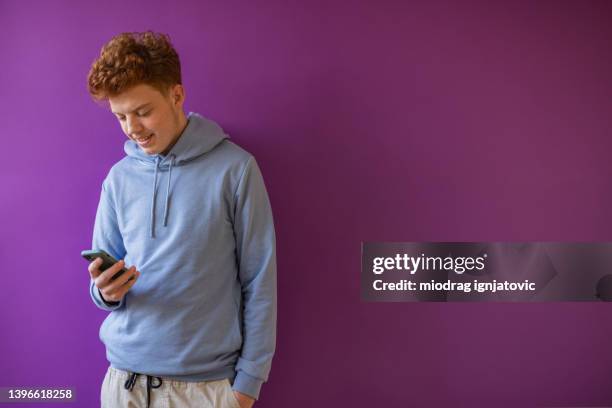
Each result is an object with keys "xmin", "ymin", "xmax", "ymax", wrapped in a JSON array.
[{"xmin": 87, "ymin": 31, "xmax": 182, "ymax": 101}]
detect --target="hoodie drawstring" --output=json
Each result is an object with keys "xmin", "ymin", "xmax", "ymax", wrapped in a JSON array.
[
  {"xmin": 150, "ymin": 155, "xmax": 175, "ymax": 238},
  {"xmin": 163, "ymin": 155, "xmax": 175, "ymax": 227},
  {"xmin": 150, "ymin": 156, "xmax": 161, "ymax": 238},
  {"xmin": 124, "ymin": 371, "xmax": 163, "ymax": 408}
]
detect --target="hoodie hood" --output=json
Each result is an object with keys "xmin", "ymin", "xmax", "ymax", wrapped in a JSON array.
[{"xmin": 123, "ymin": 112, "xmax": 229, "ymax": 238}]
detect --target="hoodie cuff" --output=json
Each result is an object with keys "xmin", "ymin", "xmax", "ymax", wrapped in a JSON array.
[
  {"xmin": 232, "ymin": 371, "xmax": 263, "ymax": 400},
  {"xmin": 90, "ymin": 280, "xmax": 124, "ymax": 311}
]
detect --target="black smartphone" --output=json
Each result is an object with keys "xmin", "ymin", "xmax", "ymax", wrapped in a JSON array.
[{"xmin": 81, "ymin": 249, "xmax": 129, "ymax": 282}]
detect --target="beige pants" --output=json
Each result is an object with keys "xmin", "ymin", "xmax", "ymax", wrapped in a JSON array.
[{"xmin": 101, "ymin": 366, "xmax": 241, "ymax": 408}]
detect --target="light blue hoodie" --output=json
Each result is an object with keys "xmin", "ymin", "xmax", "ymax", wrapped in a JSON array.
[{"xmin": 89, "ymin": 112, "xmax": 277, "ymax": 400}]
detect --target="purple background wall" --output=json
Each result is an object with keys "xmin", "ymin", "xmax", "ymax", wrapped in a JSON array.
[{"xmin": 1, "ymin": 0, "xmax": 612, "ymax": 406}]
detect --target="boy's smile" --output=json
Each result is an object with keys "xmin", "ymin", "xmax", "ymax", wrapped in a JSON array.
[{"xmin": 109, "ymin": 83, "xmax": 187, "ymax": 156}]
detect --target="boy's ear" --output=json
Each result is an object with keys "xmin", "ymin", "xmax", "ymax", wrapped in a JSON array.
[{"xmin": 171, "ymin": 84, "xmax": 184, "ymax": 104}]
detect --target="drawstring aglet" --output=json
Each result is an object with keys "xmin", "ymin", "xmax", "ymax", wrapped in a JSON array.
[{"xmin": 124, "ymin": 372, "xmax": 138, "ymax": 391}]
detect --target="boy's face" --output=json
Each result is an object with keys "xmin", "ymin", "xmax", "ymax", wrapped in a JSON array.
[{"xmin": 108, "ymin": 83, "xmax": 187, "ymax": 156}]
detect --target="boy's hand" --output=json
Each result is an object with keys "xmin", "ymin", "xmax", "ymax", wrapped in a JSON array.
[
  {"xmin": 233, "ymin": 391, "xmax": 255, "ymax": 408},
  {"xmin": 88, "ymin": 258, "xmax": 140, "ymax": 303}
]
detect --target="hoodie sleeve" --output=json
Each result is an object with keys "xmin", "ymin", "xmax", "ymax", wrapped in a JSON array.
[
  {"xmin": 232, "ymin": 157, "xmax": 277, "ymax": 400},
  {"xmin": 90, "ymin": 180, "xmax": 127, "ymax": 312}
]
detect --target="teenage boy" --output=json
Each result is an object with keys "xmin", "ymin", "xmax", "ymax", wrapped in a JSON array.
[{"xmin": 86, "ymin": 31, "xmax": 276, "ymax": 408}]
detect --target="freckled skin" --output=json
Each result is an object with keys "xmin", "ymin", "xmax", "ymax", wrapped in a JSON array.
[{"xmin": 109, "ymin": 83, "xmax": 188, "ymax": 156}]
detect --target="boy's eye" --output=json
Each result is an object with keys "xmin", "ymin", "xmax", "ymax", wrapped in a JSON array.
[{"xmin": 117, "ymin": 111, "xmax": 149, "ymax": 121}]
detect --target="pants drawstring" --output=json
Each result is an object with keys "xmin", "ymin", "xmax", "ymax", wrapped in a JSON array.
[{"xmin": 124, "ymin": 372, "xmax": 163, "ymax": 408}]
